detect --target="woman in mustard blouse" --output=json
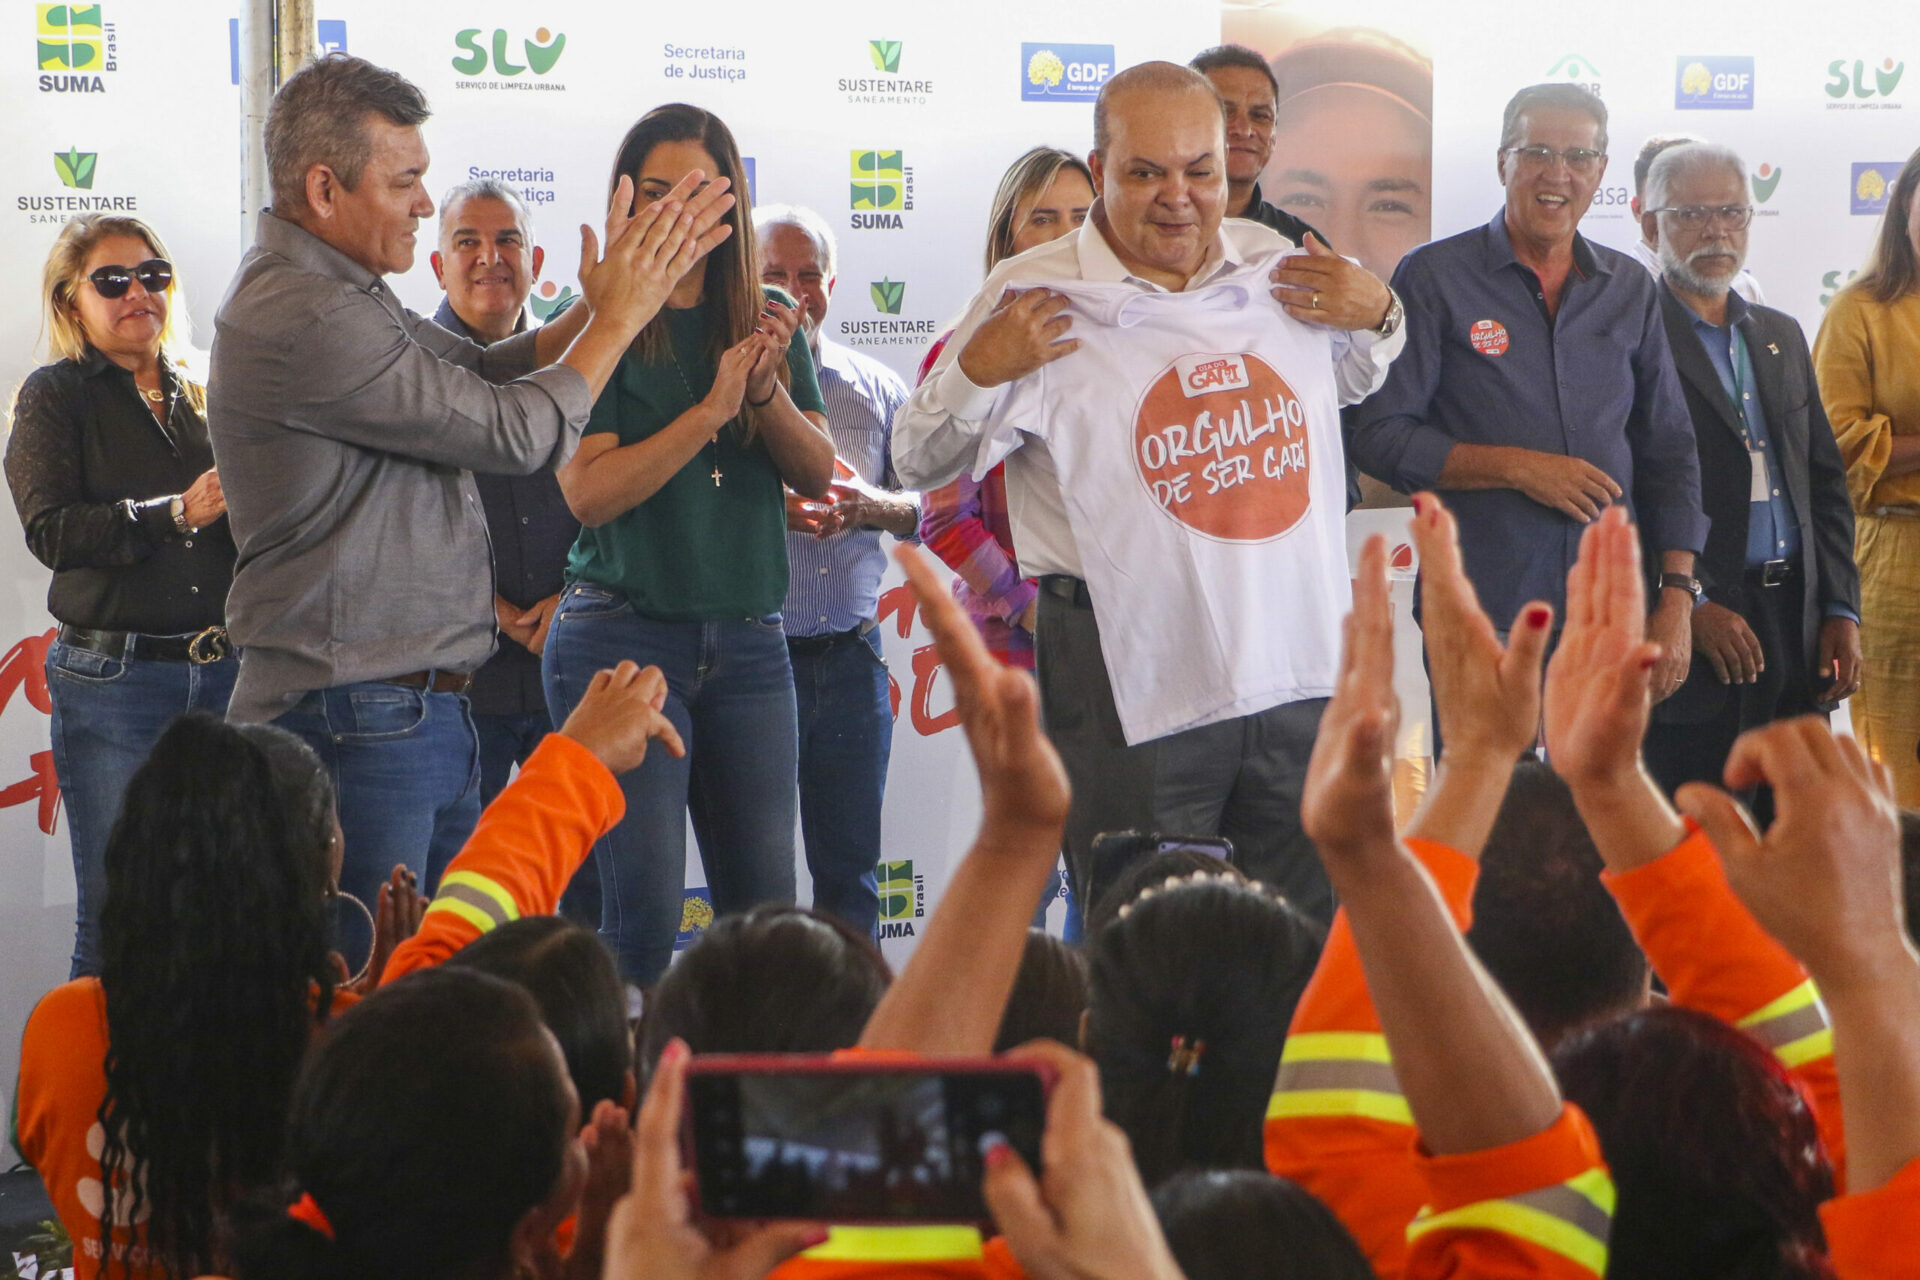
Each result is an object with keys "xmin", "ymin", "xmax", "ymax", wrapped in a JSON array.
[{"xmin": 1814, "ymin": 145, "xmax": 1920, "ymax": 804}]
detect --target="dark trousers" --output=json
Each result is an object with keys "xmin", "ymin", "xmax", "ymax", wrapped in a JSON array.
[
  {"xmin": 790, "ymin": 627, "xmax": 894, "ymax": 938},
  {"xmin": 1644, "ymin": 575, "xmax": 1818, "ymax": 826},
  {"xmin": 1034, "ymin": 586, "xmax": 1333, "ymax": 928}
]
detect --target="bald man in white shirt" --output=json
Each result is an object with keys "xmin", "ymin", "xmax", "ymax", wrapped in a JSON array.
[{"xmin": 892, "ymin": 61, "xmax": 1404, "ymax": 923}]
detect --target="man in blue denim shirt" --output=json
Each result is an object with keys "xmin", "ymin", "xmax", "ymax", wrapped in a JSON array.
[{"xmin": 1350, "ymin": 83, "xmax": 1708, "ymax": 701}]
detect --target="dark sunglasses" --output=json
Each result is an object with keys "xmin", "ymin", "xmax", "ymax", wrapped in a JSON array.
[{"xmin": 87, "ymin": 258, "xmax": 172, "ymax": 299}]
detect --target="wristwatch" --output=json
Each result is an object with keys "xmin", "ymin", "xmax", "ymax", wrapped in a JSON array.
[
  {"xmin": 1371, "ymin": 289, "xmax": 1405, "ymax": 340},
  {"xmin": 1658, "ymin": 572, "xmax": 1703, "ymax": 602}
]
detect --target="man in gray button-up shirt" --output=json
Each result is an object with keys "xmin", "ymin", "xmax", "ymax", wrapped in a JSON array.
[{"xmin": 209, "ymin": 54, "xmax": 733, "ymax": 922}]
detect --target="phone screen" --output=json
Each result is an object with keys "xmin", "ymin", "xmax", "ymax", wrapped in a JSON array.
[{"xmin": 687, "ymin": 1067, "xmax": 1046, "ymax": 1222}]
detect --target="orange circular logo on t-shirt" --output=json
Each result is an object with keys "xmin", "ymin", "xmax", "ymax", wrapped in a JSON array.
[
  {"xmin": 1469, "ymin": 319, "xmax": 1510, "ymax": 356},
  {"xmin": 1132, "ymin": 352, "xmax": 1312, "ymax": 543}
]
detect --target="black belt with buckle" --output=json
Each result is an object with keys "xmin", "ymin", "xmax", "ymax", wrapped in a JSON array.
[
  {"xmin": 58, "ymin": 624, "xmax": 231, "ymax": 665},
  {"xmin": 1748, "ymin": 559, "xmax": 1797, "ymax": 588},
  {"xmin": 1038, "ymin": 574, "xmax": 1094, "ymax": 609},
  {"xmin": 787, "ymin": 621, "xmax": 876, "ymax": 656}
]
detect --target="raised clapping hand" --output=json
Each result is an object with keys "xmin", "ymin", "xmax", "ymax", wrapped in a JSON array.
[
  {"xmin": 703, "ymin": 337, "xmax": 763, "ymax": 425},
  {"xmin": 1299, "ymin": 533, "xmax": 1400, "ymax": 867},
  {"xmin": 1542, "ymin": 508, "xmax": 1661, "ymax": 791},
  {"xmin": 982, "ymin": 1041, "xmax": 1188, "ymax": 1280},
  {"xmin": 1269, "ymin": 233, "xmax": 1392, "ymax": 332},
  {"xmin": 601, "ymin": 1038, "xmax": 824, "ymax": 1280},
  {"xmin": 897, "ymin": 543, "xmax": 1070, "ymax": 844},
  {"xmin": 579, "ymin": 171, "xmax": 735, "ymax": 335},
  {"xmin": 565, "ymin": 1099, "xmax": 636, "ymax": 1280},
  {"xmin": 955, "ymin": 288, "xmax": 1082, "ymax": 389},
  {"xmin": 557, "ymin": 661, "xmax": 686, "ymax": 775},
  {"xmin": 744, "ymin": 296, "xmax": 804, "ymax": 405}
]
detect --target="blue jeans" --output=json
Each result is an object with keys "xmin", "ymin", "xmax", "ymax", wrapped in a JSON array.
[
  {"xmin": 468, "ymin": 708, "xmax": 600, "ymax": 927},
  {"xmin": 49, "ymin": 638, "xmax": 238, "ymax": 978},
  {"xmin": 791, "ymin": 628, "xmax": 893, "ymax": 936},
  {"xmin": 544, "ymin": 584, "xmax": 799, "ymax": 984},
  {"xmin": 272, "ymin": 681, "xmax": 481, "ymax": 965}
]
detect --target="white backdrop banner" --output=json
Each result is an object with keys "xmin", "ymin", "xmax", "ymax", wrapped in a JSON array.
[{"xmin": 5, "ymin": 0, "xmax": 1918, "ymax": 1158}]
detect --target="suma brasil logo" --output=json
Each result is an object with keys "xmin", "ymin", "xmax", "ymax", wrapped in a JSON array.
[
  {"xmin": 1827, "ymin": 57, "xmax": 1905, "ymax": 104},
  {"xmin": 850, "ymin": 149, "xmax": 912, "ymax": 229},
  {"xmin": 38, "ymin": 3, "xmax": 116, "ymax": 92},
  {"xmin": 877, "ymin": 860, "xmax": 925, "ymax": 938},
  {"xmin": 1676, "ymin": 56, "xmax": 1754, "ymax": 109},
  {"xmin": 452, "ymin": 26, "xmax": 565, "ymax": 88},
  {"xmin": 843, "ymin": 38, "xmax": 931, "ymax": 104},
  {"xmin": 1022, "ymin": 42, "xmax": 1112, "ymax": 101}
]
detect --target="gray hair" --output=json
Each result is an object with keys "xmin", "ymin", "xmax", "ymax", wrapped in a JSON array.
[
  {"xmin": 437, "ymin": 178, "xmax": 535, "ymax": 241},
  {"xmin": 265, "ymin": 53, "xmax": 430, "ymax": 213},
  {"xmin": 1499, "ymin": 82, "xmax": 1608, "ymax": 155},
  {"xmin": 753, "ymin": 202, "xmax": 838, "ymax": 280},
  {"xmin": 1645, "ymin": 142, "xmax": 1746, "ymax": 214}
]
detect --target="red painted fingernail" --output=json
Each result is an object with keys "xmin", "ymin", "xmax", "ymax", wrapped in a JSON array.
[
  {"xmin": 1640, "ymin": 655, "xmax": 1659, "ymax": 670},
  {"xmin": 801, "ymin": 1228, "xmax": 832, "ymax": 1249},
  {"xmin": 1411, "ymin": 494, "xmax": 1427, "ymax": 516},
  {"xmin": 983, "ymin": 1141, "xmax": 1013, "ymax": 1169},
  {"xmin": 1526, "ymin": 605, "xmax": 1551, "ymax": 629}
]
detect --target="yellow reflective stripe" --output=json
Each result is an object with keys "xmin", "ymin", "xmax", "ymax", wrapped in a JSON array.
[
  {"xmin": 423, "ymin": 895, "xmax": 496, "ymax": 935},
  {"xmin": 438, "ymin": 870, "xmax": 520, "ymax": 923},
  {"xmin": 1281, "ymin": 1031, "xmax": 1394, "ymax": 1064},
  {"xmin": 1737, "ymin": 979, "xmax": 1821, "ymax": 1029},
  {"xmin": 1774, "ymin": 1027, "xmax": 1836, "ymax": 1069},
  {"xmin": 1267, "ymin": 1088, "xmax": 1413, "ymax": 1126},
  {"xmin": 801, "ymin": 1225, "xmax": 984, "ymax": 1262},
  {"xmin": 1737, "ymin": 979, "xmax": 1833, "ymax": 1067},
  {"xmin": 1407, "ymin": 1169, "xmax": 1614, "ymax": 1278}
]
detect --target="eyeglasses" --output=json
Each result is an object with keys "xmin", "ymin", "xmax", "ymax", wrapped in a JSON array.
[
  {"xmin": 1648, "ymin": 204, "xmax": 1755, "ymax": 230},
  {"xmin": 87, "ymin": 258, "xmax": 172, "ymax": 299},
  {"xmin": 1502, "ymin": 145, "xmax": 1607, "ymax": 176}
]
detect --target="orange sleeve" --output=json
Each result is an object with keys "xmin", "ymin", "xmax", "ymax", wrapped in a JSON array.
[
  {"xmin": 1819, "ymin": 1155, "xmax": 1920, "ymax": 1280},
  {"xmin": 1264, "ymin": 837, "xmax": 1479, "ymax": 1280},
  {"xmin": 1403, "ymin": 1104, "xmax": 1614, "ymax": 1280},
  {"xmin": 1602, "ymin": 822, "xmax": 1844, "ymax": 1183},
  {"xmin": 381, "ymin": 733, "xmax": 624, "ymax": 984}
]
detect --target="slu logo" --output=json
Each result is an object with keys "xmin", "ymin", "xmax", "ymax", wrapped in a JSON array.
[
  {"xmin": 1827, "ymin": 57, "xmax": 1905, "ymax": 99},
  {"xmin": 1821, "ymin": 268, "xmax": 1860, "ymax": 307},
  {"xmin": 851, "ymin": 150, "xmax": 905, "ymax": 210},
  {"xmin": 452, "ymin": 26, "xmax": 565, "ymax": 76},
  {"xmin": 54, "ymin": 148, "xmax": 96, "ymax": 190},
  {"xmin": 1751, "ymin": 162, "xmax": 1783, "ymax": 202},
  {"xmin": 871, "ymin": 278, "xmax": 905, "ymax": 314},
  {"xmin": 868, "ymin": 39, "xmax": 901, "ymax": 73},
  {"xmin": 530, "ymin": 281, "xmax": 576, "ymax": 322},
  {"xmin": 37, "ymin": 3, "xmax": 100, "ymax": 69}
]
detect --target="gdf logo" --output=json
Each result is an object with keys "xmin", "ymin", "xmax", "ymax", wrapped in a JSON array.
[
  {"xmin": 1676, "ymin": 56, "xmax": 1755, "ymax": 109},
  {"xmin": 1021, "ymin": 42, "xmax": 1113, "ymax": 101}
]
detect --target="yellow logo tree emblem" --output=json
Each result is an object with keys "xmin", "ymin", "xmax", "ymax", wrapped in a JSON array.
[
  {"xmin": 1859, "ymin": 168, "xmax": 1888, "ymax": 203},
  {"xmin": 1680, "ymin": 61, "xmax": 1712, "ymax": 97},
  {"xmin": 1028, "ymin": 48, "xmax": 1064, "ymax": 88}
]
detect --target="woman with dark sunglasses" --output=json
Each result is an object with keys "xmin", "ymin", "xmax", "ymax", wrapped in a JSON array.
[{"xmin": 4, "ymin": 213, "xmax": 237, "ymax": 978}]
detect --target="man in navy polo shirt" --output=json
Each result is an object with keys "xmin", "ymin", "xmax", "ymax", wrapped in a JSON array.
[{"xmin": 1350, "ymin": 83, "xmax": 1707, "ymax": 701}]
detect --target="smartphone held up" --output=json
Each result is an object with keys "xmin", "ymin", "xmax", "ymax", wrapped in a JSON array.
[{"xmin": 682, "ymin": 1055, "xmax": 1052, "ymax": 1224}]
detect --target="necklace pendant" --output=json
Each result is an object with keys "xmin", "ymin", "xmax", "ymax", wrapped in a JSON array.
[{"xmin": 711, "ymin": 466, "xmax": 724, "ymax": 487}]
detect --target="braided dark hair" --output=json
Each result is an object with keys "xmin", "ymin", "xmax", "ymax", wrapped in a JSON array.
[
  {"xmin": 1086, "ymin": 876, "xmax": 1323, "ymax": 1186},
  {"xmin": 94, "ymin": 713, "xmax": 337, "ymax": 1278}
]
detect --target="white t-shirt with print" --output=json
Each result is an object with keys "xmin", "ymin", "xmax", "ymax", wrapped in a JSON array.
[{"xmin": 968, "ymin": 249, "xmax": 1351, "ymax": 745}]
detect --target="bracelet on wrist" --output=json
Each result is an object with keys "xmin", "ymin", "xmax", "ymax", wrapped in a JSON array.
[{"xmin": 745, "ymin": 384, "xmax": 777, "ymax": 408}]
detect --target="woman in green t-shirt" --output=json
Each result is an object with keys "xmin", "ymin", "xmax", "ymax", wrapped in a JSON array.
[{"xmin": 544, "ymin": 103, "xmax": 836, "ymax": 985}]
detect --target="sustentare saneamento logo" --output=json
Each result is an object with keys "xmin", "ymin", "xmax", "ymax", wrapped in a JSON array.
[
  {"xmin": 870, "ymin": 278, "xmax": 905, "ymax": 315},
  {"xmin": 20, "ymin": 148, "xmax": 138, "ymax": 224},
  {"xmin": 842, "ymin": 39, "xmax": 931, "ymax": 104},
  {"xmin": 54, "ymin": 147, "xmax": 96, "ymax": 190},
  {"xmin": 869, "ymin": 39, "xmax": 901, "ymax": 72}
]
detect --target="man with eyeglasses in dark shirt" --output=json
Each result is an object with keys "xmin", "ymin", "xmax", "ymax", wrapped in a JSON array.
[{"xmin": 1350, "ymin": 82, "xmax": 1707, "ymax": 705}]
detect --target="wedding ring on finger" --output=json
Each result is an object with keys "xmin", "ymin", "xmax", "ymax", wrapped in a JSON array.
[{"xmin": 1311, "ymin": 292, "xmax": 1321, "ymax": 310}]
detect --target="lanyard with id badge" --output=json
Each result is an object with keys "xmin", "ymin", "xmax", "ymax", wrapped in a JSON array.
[{"xmin": 1726, "ymin": 327, "xmax": 1771, "ymax": 505}]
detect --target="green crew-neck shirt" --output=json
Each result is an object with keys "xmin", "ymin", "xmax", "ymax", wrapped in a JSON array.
[{"xmin": 567, "ymin": 294, "xmax": 824, "ymax": 620}]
